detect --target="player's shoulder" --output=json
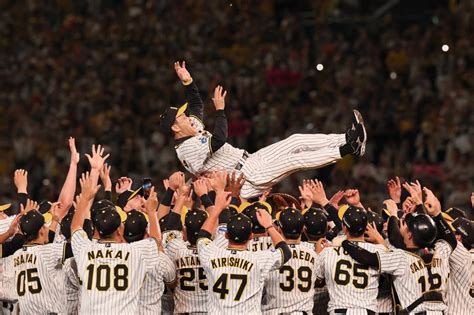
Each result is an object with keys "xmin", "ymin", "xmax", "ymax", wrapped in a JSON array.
[{"xmin": 434, "ymin": 239, "xmax": 454, "ymax": 257}]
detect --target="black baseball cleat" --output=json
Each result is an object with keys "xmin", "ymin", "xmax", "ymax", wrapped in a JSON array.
[{"xmin": 345, "ymin": 110, "xmax": 367, "ymax": 156}]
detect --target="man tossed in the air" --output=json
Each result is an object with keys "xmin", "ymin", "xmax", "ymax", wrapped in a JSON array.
[{"xmin": 160, "ymin": 62, "xmax": 367, "ymax": 198}]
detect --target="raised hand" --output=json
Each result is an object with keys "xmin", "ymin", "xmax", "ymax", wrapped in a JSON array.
[
  {"xmin": 210, "ymin": 170, "xmax": 227, "ymax": 192},
  {"xmin": 50, "ymin": 202, "xmax": 63, "ymax": 222},
  {"xmin": 99, "ymin": 164, "xmax": 112, "ymax": 191},
  {"xmin": 329, "ymin": 190, "xmax": 345, "ymax": 208},
  {"xmin": 174, "ymin": 61, "xmax": 192, "ymax": 83},
  {"xmin": 20, "ymin": 199, "xmax": 38, "ymax": 214},
  {"xmin": 226, "ymin": 172, "xmax": 245, "ymax": 197},
  {"xmin": 402, "ymin": 197, "xmax": 417, "ymax": 214},
  {"xmin": 169, "ymin": 171, "xmax": 185, "ymax": 191},
  {"xmin": 115, "ymin": 177, "xmax": 133, "ymax": 194},
  {"xmin": 79, "ymin": 172, "xmax": 101, "ymax": 201},
  {"xmin": 85, "ymin": 144, "xmax": 110, "ymax": 170},
  {"xmin": 308, "ymin": 180, "xmax": 329, "ymax": 206},
  {"xmin": 212, "ymin": 85, "xmax": 227, "ymax": 110},
  {"xmin": 256, "ymin": 208, "xmax": 273, "ymax": 229},
  {"xmin": 259, "ymin": 188, "xmax": 272, "ymax": 203},
  {"xmin": 193, "ymin": 179, "xmax": 208, "ymax": 197},
  {"xmin": 387, "ymin": 176, "xmax": 401, "ymax": 203},
  {"xmin": 402, "ymin": 180, "xmax": 422, "ymax": 205},
  {"xmin": 144, "ymin": 187, "xmax": 159, "ymax": 214},
  {"xmin": 298, "ymin": 180, "xmax": 313, "ymax": 207},
  {"xmin": 345, "ymin": 189, "xmax": 362, "ymax": 208},
  {"xmin": 7, "ymin": 214, "xmax": 22, "ymax": 236},
  {"xmin": 364, "ymin": 222, "xmax": 385, "ymax": 245},
  {"xmin": 214, "ymin": 190, "xmax": 231, "ymax": 212},
  {"xmin": 423, "ymin": 187, "xmax": 441, "ymax": 216},
  {"xmin": 383, "ymin": 199, "xmax": 398, "ymax": 217},
  {"xmin": 14, "ymin": 169, "xmax": 28, "ymax": 193},
  {"xmin": 69, "ymin": 137, "xmax": 80, "ymax": 165}
]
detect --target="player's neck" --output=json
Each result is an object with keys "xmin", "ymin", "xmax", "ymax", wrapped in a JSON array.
[
  {"xmin": 285, "ymin": 238, "xmax": 301, "ymax": 245},
  {"xmin": 227, "ymin": 242, "xmax": 248, "ymax": 251},
  {"xmin": 346, "ymin": 235, "xmax": 365, "ymax": 242},
  {"xmin": 253, "ymin": 232, "xmax": 268, "ymax": 238}
]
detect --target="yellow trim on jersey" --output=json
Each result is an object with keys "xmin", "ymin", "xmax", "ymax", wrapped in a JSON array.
[
  {"xmin": 441, "ymin": 212, "xmax": 454, "ymax": 223},
  {"xmin": 182, "ymin": 78, "xmax": 193, "ymax": 86},
  {"xmin": 180, "ymin": 207, "xmax": 189, "ymax": 225},
  {"xmin": 176, "ymin": 103, "xmax": 188, "ymax": 117}
]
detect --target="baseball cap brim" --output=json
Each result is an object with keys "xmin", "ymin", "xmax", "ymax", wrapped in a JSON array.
[
  {"xmin": 116, "ymin": 206, "xmax": 128, "ymax": 222},
  {"xmin": 0, "ymin": 203, "xmax": 11, "ymax": 212},
  {"xmin": 338, "ymin": 204, "xmax": 350, "ymax": 221},
  {"xmin": 176, "ymin": 102, "xmax": 188, "ymax": 117}
]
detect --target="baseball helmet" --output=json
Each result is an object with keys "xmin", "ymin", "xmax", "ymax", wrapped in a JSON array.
[
  {"xmin": 185, "ymin": 209, "xmax": 208, "ymax": 245},
  {"xmin": 227, "ymin": 213, "xmax": 252, "ymax": 244},
  {"xmin": 452, "ymin": 217, "xmax": 473, "ymax": 250},
  {"xmin": 405, "ymin": 213, "xmax": 437, "ymax": 248},
  {"xmin": 303, "ymin": 208, "xmax": 328, "ymax": 239},
  {"xmin": 278, "ymin": 208, "xmax": 305, "ymax": 239},
  {"xmin": 338, "ymin": 205, "xmax": 367, "ymax": 237},
  {"xmin": 124, "ymin": 210, "xmax": 148, "ymax": 243}
]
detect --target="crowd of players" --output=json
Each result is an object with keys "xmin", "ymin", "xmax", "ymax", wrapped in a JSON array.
[{"xmin": 0, "ymin": 139, "xmax": 472, "ymax": 314}]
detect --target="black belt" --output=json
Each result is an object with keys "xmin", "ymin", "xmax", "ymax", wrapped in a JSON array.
[
  {"xmin": 334, "ymin": 309, "xmax": 375, "ymax": 315},
  {"xmin": 400, "ymin": 291, "xmax": 443, "ymax": 314},
  {"xmin": 235, "ymin": 151, "xmax": 249, "ymax": 170}
]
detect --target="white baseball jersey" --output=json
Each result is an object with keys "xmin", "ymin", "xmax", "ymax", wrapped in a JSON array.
[
  {"xmin": 71, "ymin": 229, "xmax": 161, "ymax": 314},
  {"xmin": 377, "ymin": 240, "xmax": 452, "ymax": 313},
  {"xmin": 315, "ymin": 242, "xmax": 386, "ymax": 313},
  {"xmin": 262, "ymin": 243, "xmax": 319, "ymax": 314},
  {"xmin": 164, "ymin": 235, "xmax": 209, "ymax": 313},
  {"xmin": 0, "ymin": 256, "xmax": 17, "ymax": 302},
  {"xmin": 63, "ymin": 257, "xmax": 81, "ymax": 315},
  {"xmin": 0, "ymin": 215, "xmax": 16, "ymax": 234},
  {"xmin": 446, "ymin": 242, "xmax": 472, "ymax": 314},
  {"xmin": 248, "ymin": 235, "xmax": 273, "ymax": 252},
  {"xmin": 197, "ymin": 236, "xmax": 283, "ymax": 314},
  {"xmin": 137, "ymin": 251, "xmax": 176, "ymax": 315},
  {"xmin": 12, "ymin": 243, "xmax": 67, "ymax": 315}
]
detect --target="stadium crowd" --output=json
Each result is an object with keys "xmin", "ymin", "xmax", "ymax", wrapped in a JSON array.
[{"xmin": 0, "ymin": 0, "xmax": 472, "ymax": 213}]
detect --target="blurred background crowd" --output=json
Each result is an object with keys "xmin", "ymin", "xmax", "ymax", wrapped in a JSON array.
[{"xmin": 0, "ymin": 0, "xmax": 472, "ymax": 215}]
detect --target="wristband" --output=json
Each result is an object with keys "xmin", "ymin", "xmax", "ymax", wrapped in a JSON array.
[
  {"xmin": 161, "ymin": 188, "xmax": 175, "ymax": 207},
  {"xmin": 182, "ymin": 78, "xmax": 193, "ymax": 86},
  {"xmin": 265, "ymin": 224, "xmax": 277, "ymax": 230},
  {"xmin": 200, "ymin": 194, "xmax": 214, "ymax": 208}
]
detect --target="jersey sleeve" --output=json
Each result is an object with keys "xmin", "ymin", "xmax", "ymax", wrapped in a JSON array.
[
  {"xmin": 314, "ymin": 248, "xmax": 327, "ymax": 280},
  {"xmin": 177, "ymin": 134, "xmax": 212, "ymax": 174},
  {"xmin": 255, "ymin": 249, "xmax": 283, "ymax": 277},
  {"xmin": 435, "ymin": 239, "xmax": 453, "ymax": 260},
  {"xmin": 157, "ymin": 252, "xmax": 177, "ymax": 284},
  {"xmin": 378, "ymin": 249, "xmax": 407, "ymax": 276},
  {"xmin": 212, "ymin": 233, "xmax": 228, "ymax": 249},
  {"xmin": 136, "ymin": 238, "xmax": 160, "ymax": 271},
  {"xmin": 197, "ymin": 236, "xmax": 217, "ymax": 266},
  {"xmin": 162, "ymin": 230, "xmax": 183, "ymax": 248},
  {"xmin": 71, "ymin": 229, "xmax": 91, "ymax": 257},
  {"xmin": 164, "ymin": 237, "xmax": 186, "ymax": 261}
]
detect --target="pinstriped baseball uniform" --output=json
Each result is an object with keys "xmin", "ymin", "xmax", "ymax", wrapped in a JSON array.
[
  {"xmin": 12, "ymin": 243, "xmax": 67, "ymax": 315},
  {"xmin": 164, "ymin": 235, "xmax": 209, "ymax": 313},
  {"xmin": 248, "ymin": 236, "xmax": 273, "ymax": 252},
  {"xmin": 63, "ymin": 257, "xmax": 81, "ymax": 315},
  {"xmin": 0, "ymin": 256, "xmax": 17, "ymax": 302},
  {"xmin": 262, "ymin": 243, "xmax": 319, "ymax": 314},
  {"xmin": 315, "ymin": 242, "xmax": 386, "ymax": 314},
  {"xmin": 376, "ymin": 240, "xmax": 452, "ymax": 313},
  {"xmin": 176, "ymin": 115, "xmax": 346, "ymax": 198},
  {"xmin": 0, "ymin": 215, "xmax": 16, "ymax": 234},
  {"xmin": 446, "ymin": 242, "xmax": 472, "ymax": 314},
  {"xmin": 138, "ymin": 251, "xmax": 176, "ymax": 315},
  {"xmin": 71, "ymin": 229, "xmax": 161, "ymax": 314},
  {"xmin": 197, "ymin": 236, "xmax": 283, "ymax": 314}
]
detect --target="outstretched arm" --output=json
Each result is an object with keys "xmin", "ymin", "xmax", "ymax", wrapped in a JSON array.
[
  {"xmin": 175, "ymin": 61, "xmax": 204, "ymax": 121},
  {"xmin": 210, "ymin": 85, "xmax": 228, "ymax": 152},
  {"xmin": 57, "ymin": 137, "xmax": 80, "ymax": 218}
]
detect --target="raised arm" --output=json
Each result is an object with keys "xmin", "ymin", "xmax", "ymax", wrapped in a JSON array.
[
  {"xmin": 175, "ymin": 61, "xmax": 204, "ymax": 121},
  {"xmin": 71, "ymin": 172, "xmax": 101, "ymax": 234},
  {"xmin": 14, "ymin": 169, "xmax": 29, "ymax": 210},
  {"xmin": 210, "ymin": 85, "xmax": 228, "ymax": 152},
  {"xmin": 56, "ymin": 137, "xmax": 80, "ymax": 217},
  {"xmin": 144, "ymin": 187, "xmax": 162, "ymax": 248}
]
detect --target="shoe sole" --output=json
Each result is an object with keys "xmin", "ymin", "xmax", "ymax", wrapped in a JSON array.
[{"xmin": 353, "ymin": 110, "xmax": 367, "ymax": 156}]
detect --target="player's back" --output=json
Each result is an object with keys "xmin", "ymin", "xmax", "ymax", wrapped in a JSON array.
[
  {"xmin": 12, "ymin": 243, "xmax": 66, "ymax": 315},
  {"xmin": 63, "ymin": 257, "xmax": 81, "ymax": 315},
  {"xmin": 165, "ymin": 238, "xmax": 208, "ymax": 313},
  {"xmin": 248, "ymin": 236, "xmax": 273, "ymax": 252},
  {"xmin": 262, "ymin": 243, "xmax": 318, "ymax": 314},
  {"xmin": 198, "ymin": 238, "xmax": 282, "ymax": 314},
  {"xmin": 318, "ymin": 242, "xmax": 383, "ymax": 313},
  {"xmin": 0, "ymin": 256, "xmax": 17, "ymax": 302},
  {"xmin": 446, "ymin": 242, "xmax": 472, "ymax": 314},
  {"xmin": 72, "ymin": 230, "xmax": 160, "ymax": 314}
]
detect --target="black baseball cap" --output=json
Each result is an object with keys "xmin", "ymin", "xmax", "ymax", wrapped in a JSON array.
[
  {"xmin": 60, "ymin": 207, "xmax": 75, "ymax": 240},
  {"xmin": 91, "ymin": 199, "xmax": 116, "ymax": 222},
  {"xmin": 117, "ymin": 187, "xmax": 143, "ymax": 209},
  {"xmin": 242, "ymin": 202, "xmax": 271, "ymax": 234},
  {"xmin": 93, "ymin": 205, "xmax": 122, "ymax": 237},
  {"xmin": 338, "ymin": 205, "xmax": 368, "ymax": 237},
  {"xmin": 278, "ymin": 208, "xmax": 305, "ymax": 239},
  {"xmin": 227, "ymin": 214, "xmax": 252, "ymax": 244},
  {"xmin": 451, "ymin": 217, "xmax": 473, "ymax": 249},
  {"xmin": 159, "ymin": 103, "xmax": 188, "ymax": 134},
  {"xmin": 20, "ymin": 210, "xmax": 45, "ymax": 238},
  {"xmin": 303, "ymin": 208, "xmax": 328, "ymax": 239},
  {"xmin": 185, "ymin": 209, "xmax": 208, "ymax": 245},
  {"xmin": 218, "ymin": 205, "xmax": 239, "ymax": 225},
  {"xmin": 124, "ymin": 210, "xmax": 148, "ymax": 243},
  {"xmin": 366, "ymin": 211, "xmax": 384, "ymax": 233}
]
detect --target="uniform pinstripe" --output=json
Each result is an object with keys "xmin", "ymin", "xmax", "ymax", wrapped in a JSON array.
[
  {"xmin": 0, "ymin": 216, "xmax": 16, "ymax": 234},
  {"xmin": 137, "ymin": 251, "xmax": 176, "ymax": 315},
  {"xmin": 0, "ymin": 256, "xmax": 17, "ymax": 302},
  {"xmin": 315, "ymin": 242, "xmax": 385, "ymax": 314},
  {"xmin": 12, "ymin": 243, "xmax": 67, "ymax": 315},
  {"xmin": 63, "ymin": 257, "xmax": 81, "ymax": 315},
  {"xmin": 175, "ymin": 116, "xmax": 346, "ymax": 198},
  {"xmin": 71, "ymin": 229, "xmax": 162, "ymax": 314},
  {"xmin": 376, "ymin": 240, "xmax": 452, "ymax": 313},
  {"xmin": 262, "ymin": 243, "xmax": 319, "ymax": 314},
  {"xmin": 248, "ymin": 236, "xmax": 273, "ymax": 252},
  {"xmin": 446, "ymin": 242, "xmax": 472, "ymax": 314},
  {"xmin": 197, "ymin": 236, "xmax": 283, "ymax": 314},
  {"xmin": 164, "ymin": 234, "xmax": 209, "ymax": 314}
]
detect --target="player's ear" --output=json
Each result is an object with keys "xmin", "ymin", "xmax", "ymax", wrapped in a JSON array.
[
  {"xmin": 171, "ymin": 123, "xmax": 180, "ymax": 133},
  {"xmin": 224, "ymin": 232, "xmax": 229, "ymax": 240}
]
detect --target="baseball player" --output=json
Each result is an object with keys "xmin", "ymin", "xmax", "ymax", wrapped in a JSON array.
[
  {"xmin": 262, "ymin": 208, "xmax": 319, "ymax": 314},
  {"xmin": 160, "ymin": 62, "xmax": 367, "ymax": 198},
  {"xmin": 196, "ymin": 190, "xmax": 292, "ymax": 314},
  {"xmin": 70, "ymin": 167, "xmax": 165, "ymax": 314},
  {"xmin": 123, "ymin": 209, "xmax": 176, "ymax": 315},
  {"xmin": 315, "ymin": 205, "xmax": 386, "ymax": 314},
  {"xmin": 242, "ymin": 202, "xmax": 273, "ymax": 252},
  {"xmin": 445, "ymin": 216, "xmax": 473, "ymax": 314},
  {"xmin": 12, "ymin": 209, "xmax": 69, "ymax": 315},
  {"xmin": 341, "ymin": 189, "xmax": 457, "ymax": 314}
]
